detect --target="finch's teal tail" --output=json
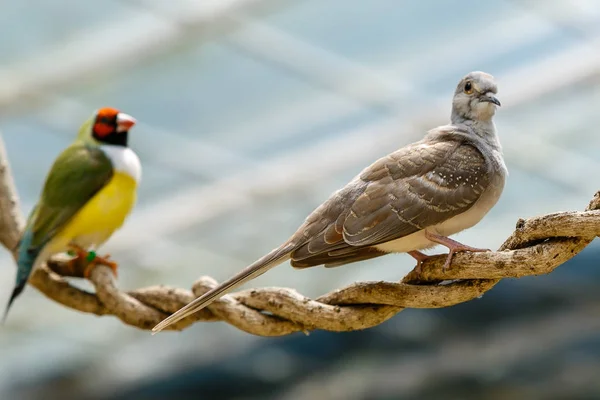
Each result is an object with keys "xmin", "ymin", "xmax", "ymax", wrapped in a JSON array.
[{"xmin": 3, "ymin": 229, "xmax": 40, "ymax": 323}]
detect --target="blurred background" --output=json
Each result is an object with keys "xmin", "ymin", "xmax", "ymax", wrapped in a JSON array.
[{"xmin": 1, "ymin": 0, "xmax": 599, "ymax": 399}]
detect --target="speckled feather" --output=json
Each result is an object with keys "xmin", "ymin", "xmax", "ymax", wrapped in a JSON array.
[{"xmin": 290, "ymin": 132, "xmax": 492, "ymax": 267}]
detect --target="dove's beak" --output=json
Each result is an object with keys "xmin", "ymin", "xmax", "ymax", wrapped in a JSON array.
[{"xmin": 481, "ymin": 92, "xmax": 501, "ymax": 107}]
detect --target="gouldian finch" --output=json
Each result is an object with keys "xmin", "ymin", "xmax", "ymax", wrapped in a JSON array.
[{"xmin": 4, "ymin": 107, "xmax": 141, "ymax": 320}]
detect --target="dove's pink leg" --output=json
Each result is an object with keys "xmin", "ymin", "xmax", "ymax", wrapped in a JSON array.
[
  {"xmin": 407, "ymin": 250, "xmax": 431, "ymax": 275},
  {"xmin": 424, "ymin": 231, "xmax": 490, "ymax": 271}
]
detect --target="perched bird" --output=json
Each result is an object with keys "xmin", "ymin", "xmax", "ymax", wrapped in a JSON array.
[
  {"xmin": 153, "ymin": 71, "xmax": 507, "ymax": 333},
  {"xmin": 4, "ymin": 107, "xmax": 141, "ymax": 321}
]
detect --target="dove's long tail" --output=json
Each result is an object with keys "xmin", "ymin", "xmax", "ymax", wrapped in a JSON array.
[
  {"xmin": 152, "ymin": 243, "xmax": 296, "ymax": 333},
  {"xmin": 3, "ymin": 229, "xmax": 40, "ymax": 323}
]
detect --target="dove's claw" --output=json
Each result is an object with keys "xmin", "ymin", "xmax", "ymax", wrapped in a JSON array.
[
  {"xmin": 424, "ymin": 231, "xmax": 490, "ymax": 272},
  {"xmin": 408, "ymin": 250, "xmax": 431, "ymax": 275}
]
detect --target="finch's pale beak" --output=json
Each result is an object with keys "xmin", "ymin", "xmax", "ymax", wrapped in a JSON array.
[
  {"xmin": 116, "ymin": 113, "xmax": 136, "ymax": 132},
  {"xmin": 481, "ymin": 92, "xmax": 501, "ymax": 107}
]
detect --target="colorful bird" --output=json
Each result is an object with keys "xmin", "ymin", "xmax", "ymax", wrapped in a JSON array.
[{"xmin": 4, "ymin": 107, "xmax": 141, "ymax": 321}]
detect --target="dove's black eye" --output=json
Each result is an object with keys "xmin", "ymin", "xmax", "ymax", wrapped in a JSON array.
[{"xmin": 464, "ymin": 81, "xmax": 473, "ymax": 94}]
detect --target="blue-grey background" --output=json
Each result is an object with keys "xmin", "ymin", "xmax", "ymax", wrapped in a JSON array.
[{"xmin": 1, "ymin": 0, "xmax": 599, "ymax": 399}]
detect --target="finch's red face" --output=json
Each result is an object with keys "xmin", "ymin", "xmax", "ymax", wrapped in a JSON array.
[{"xmin": 92, "ymin": 107, "xmax": 136, "ymax": 146}]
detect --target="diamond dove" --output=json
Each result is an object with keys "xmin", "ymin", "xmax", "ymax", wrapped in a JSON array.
[{"xmin": 153, "ymin": 71, "xmax": 507, "ymax": 333}]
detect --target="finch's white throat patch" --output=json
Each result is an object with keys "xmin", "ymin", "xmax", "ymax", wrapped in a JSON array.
[{"xmin": 101, "ymin": 145, "xmax": 142, "ymax": 183}]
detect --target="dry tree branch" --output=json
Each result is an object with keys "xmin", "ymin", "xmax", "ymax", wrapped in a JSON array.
[{"xmin": 0, "ymin": 134, "xmax": 598, "ymax": 335}]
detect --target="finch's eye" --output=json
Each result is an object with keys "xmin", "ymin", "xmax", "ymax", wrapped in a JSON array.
[{"xmin": 464, "ymin": 81, "xmax": 473, "ymax": 94}]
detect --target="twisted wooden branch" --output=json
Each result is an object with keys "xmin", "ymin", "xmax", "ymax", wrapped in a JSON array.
[{"xmin": 1, "ymin": 134, "xmax": 598, "ymax": 335}]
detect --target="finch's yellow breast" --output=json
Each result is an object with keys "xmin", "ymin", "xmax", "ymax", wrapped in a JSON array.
[{"xmin": 52, "ymin": 172, "xmax": 138, "ymax": 250}]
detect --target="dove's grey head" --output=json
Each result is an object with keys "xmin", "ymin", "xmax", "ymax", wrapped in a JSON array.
[{"xmin": 451, "ymin": 71, "xmax": 500, "ymax": 124}]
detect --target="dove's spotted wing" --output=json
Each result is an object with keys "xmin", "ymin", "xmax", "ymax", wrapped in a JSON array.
[
  {"xmin": 290, "ymin": 138, "xmax": 490, "ymax": 267},
  {"xmin": 342, "ymin": 140, "xmax": 489, "ymax": 245}
]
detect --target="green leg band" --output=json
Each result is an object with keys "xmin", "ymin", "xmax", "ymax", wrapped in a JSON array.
[{"xmin": 86, "ymin": 250, "xmax": 97, "ymax": 262}]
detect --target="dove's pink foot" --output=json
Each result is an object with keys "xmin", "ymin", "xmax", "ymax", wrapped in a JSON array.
[{"xmin": 424, "ymin": 231, "xmax": 490, "ymax": 271}]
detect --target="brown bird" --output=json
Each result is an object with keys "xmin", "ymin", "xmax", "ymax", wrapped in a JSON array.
[{"xmin": 153, "ymin": 71, "xmax": 507, "ymax": 333}]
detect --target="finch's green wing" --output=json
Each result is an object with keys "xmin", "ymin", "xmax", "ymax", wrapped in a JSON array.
[{"xmin": 27, "ymin": 143, "xmax": 114, "ymax": 249}]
